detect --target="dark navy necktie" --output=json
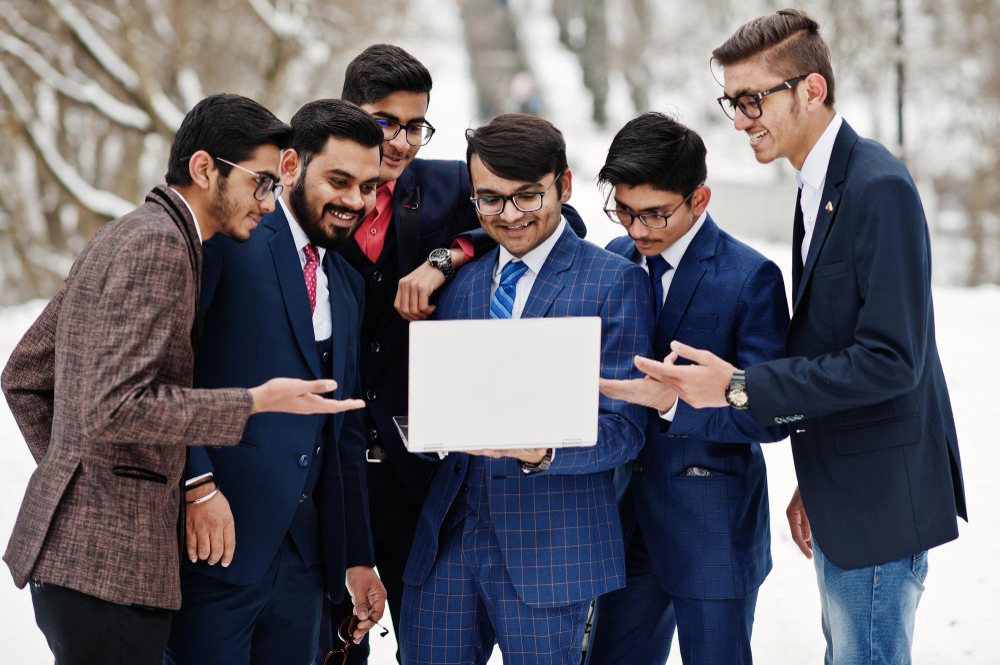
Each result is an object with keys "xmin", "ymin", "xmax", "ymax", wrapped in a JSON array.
[{"xmin": 646, "ymin": 254, "xmax": 672, "ymax": 322}]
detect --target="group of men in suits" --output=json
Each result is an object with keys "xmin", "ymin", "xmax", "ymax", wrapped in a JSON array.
[{"xmin": 1, "ymin": 7, "xmax": 965, "ymax": 665}]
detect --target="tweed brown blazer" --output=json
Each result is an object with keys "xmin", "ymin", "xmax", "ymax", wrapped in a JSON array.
[{"xmin": 1, "ymin": 186, "xmax": 253, "ymax": 610}]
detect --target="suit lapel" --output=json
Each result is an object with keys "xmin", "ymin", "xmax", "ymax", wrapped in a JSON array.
[
  {"xmin": 656, "ymin": 217, "xmax": 717, "ymax": 346},
  {"xmin": 324, "ymin": 254, "xmax": 348, "ymax": 399},
  {"xmin": 520, "ymin": 225, "xmax": 577, "ymax": 319},
  {"xmin": 469, "ymin": 247, "xmax": 498, "ymax": 320},
  {"xmin": 393, "ymin": 166, "xmax": 422, "ymax": 277},
  {"xmin": 265, "ymin": 207, "xmax": 322, "ymax": 379},
  {"xmin": 793, "ymin": 121, "xmax": 859, "ymax": 312}
]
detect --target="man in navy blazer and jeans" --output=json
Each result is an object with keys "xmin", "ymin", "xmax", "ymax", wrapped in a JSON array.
[
  {"xmin": 164, "ymin": 100, "xmax": 386, "ymax": 665},
  {"xmin": 592, "ymin": 113, "xmax": 789, "ymax": 664},
  {"xmin": 642, "ymin": 10, "xmax": 967, "ymax": 664}
]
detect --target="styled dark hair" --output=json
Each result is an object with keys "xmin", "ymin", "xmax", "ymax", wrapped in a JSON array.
[
  {"xmin": 165, "ymin": 93, "xmax": 293, "ymax": 185},
  {"xmin": 598, "ymin": 112, "xmax": 706, "ymax": 197},
  {"xmin": 289, "ymin": 99, "xmax": 384, "ymax": 171},
  {"xmin": 342, "ymin": 44, "xmax": 433, "ymax": 106},
  {"xmin": 712, "ymin": 8, "xmax": 835, "ymax": 107},
  {"xmin": 465, "ymin": 114, "xmax": 568, "ymax": 193}
]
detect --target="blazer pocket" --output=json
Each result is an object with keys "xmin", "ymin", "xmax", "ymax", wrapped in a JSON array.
[
  {"xmin": 680, "ymin": 314, "xmax": 718, "ymax": 331},
  {"xmin": 111, "ymin": 465, "xmax": 168, "ymax": 484},
  {"xmin": 236, "ymin": 437, "xmax": 260, "ymax": 449},
  {"xmin": 834, "ymin": 413, "xmax": 921, "ymax": 455},
  {"xmin": 813, "ymin": 261, "xmax": 849, "ymax": 279}
]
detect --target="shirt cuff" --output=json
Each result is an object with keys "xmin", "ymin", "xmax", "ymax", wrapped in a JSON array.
[
  {"xmin": 659, "ymin": 398, "xmax": 679, "ymax": 422},
  {"xmin": 186, "ymin": 472, "xmax": 214, "ymax": 486},
  {"xmin": 451, "ymin": 237, "xmax": 475, "ymax": 260}
]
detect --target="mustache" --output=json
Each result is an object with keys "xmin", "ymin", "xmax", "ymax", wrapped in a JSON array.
[{"xmin": 323, "ymin": 203, "xmax": 366, "ymax": 220}]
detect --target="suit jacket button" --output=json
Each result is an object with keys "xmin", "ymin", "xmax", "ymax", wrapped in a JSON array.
[
  {"xmin": 370, "ymin": 428, "xmax": 379, "ymax": 440},
  {"xmin": 298, "ymin": 455, "xmax": 309, "ymax": 467},
  {"xmin": 366, "ymin": 390, "xmax": 377, "ymax": 401},
  {"xmin": 370, "ymin": 342, "xmax": 380, "ymax": 353},
  {"xmin": 372, "ymin": 271, "xmax": 383, "ymax": 283},
  {"xmin": 322, "ymin": 351, "xmax": 330, "ymax": 362},
  {"xmin": 300, "ymin": 493, "xmax": 308, "ymax": 502},
  {"xmin": 453, "ymin": 463, "xmax": 463, "ymax": 474},
  {"xmin": 315, "ymin": 446, "xmax": 321, "ymax": 455},
  {"xmin": 633, "ymin": 462, "xmax": 644, "ymax": 473}
]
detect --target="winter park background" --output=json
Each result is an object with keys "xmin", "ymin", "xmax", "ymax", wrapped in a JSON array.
[{"xmin": 1, "ymin": 0, "xmax": 998, "ymax": 662}]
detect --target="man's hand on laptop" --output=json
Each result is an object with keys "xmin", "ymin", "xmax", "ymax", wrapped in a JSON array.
[{"xmin": 474, "ymin": 448, "xmax": 548, "ymax": 464}]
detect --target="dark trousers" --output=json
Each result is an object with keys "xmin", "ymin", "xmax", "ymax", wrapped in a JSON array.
[
  {"xmin": 165, "ymin": 534, "xmax": 324, "ymax": 665},
  {"xmin": 585, "ymin": 527, "xmax": 759, "ymax": 665},
  {"xmin": 30, "ymin": 579, "xmax": 172, "ymax": 665},
  {"xmin": 316, "ymin": 461, "xmax": 423, "ymax": 665}
]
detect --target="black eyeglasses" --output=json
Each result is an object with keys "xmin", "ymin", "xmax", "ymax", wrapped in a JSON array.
[
  {"xmin": 604, "ymin": 186, "xmax": 699, "ymax": 229},
  {"xmin": 374, "ymin": 118, "xmax": 436, "ymax": 146},
  {"xmin": 717, "ymin": 75, "xmax": 807, "ymax": 120},
  {"xmin": 181, "ymin": 155, "xmax": 282, "ymax": 202},
  {"xmin": 470, "ymin": 173, "xmax": 562, "ymax": 216},
  {"xmin": 323, "ymin": 615, "xmax": 390, "ymax": 665}
]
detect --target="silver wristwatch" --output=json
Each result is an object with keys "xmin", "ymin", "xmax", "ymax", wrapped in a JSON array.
[
  {"xmin": 725, "ymin": 369, "xmax": 750, "ymax": 410},
  {"xmin": 427, "ymin": 248, "xmax": 455, "ymax": 281}
]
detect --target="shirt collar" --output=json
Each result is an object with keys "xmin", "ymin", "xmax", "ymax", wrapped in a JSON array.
[
  {"xmin": 169, "ymin": 187, "xmax": 202, "ymax": 244},
  {"xmin": 495, "ymin": 217, "xmax": 567, "ymax": 278},
  {"xmin": 794, "ymin": 113, "xmax": 843, "ymax": 191},
  {"xmin": 637, "ymin": 211, "xmax": 707, "ymax": 271},
  {"xmin": 279, "ymin": 196, "xmax": 326, "ymax": 262}
]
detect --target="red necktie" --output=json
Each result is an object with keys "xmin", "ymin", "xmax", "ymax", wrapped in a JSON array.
[{"xmin": 303, "ymin": 244, "xmax": 319, "ymax": 315}]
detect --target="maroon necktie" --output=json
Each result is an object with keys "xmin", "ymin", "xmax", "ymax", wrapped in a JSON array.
[{"xmin": 303, "ymin": 244, "xmax": 319, "ymax": 315}]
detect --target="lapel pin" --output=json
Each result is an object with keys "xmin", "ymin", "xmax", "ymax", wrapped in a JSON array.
[{"xmin": 825, "ymin": 201, "xmax": 834, "ymax": 213}]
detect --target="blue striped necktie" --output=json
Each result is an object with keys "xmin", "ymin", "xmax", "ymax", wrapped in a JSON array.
[{"xmin": 490, "ymin": 260, "xmax": 530, "ymax": 319}]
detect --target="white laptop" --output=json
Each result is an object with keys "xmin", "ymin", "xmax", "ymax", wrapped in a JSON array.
[{"xmin": 397, "ymin": 317, "xmax": 602, "ymax": 453}]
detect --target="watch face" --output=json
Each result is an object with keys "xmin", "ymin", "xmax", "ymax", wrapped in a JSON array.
[
  {"xmin": 728, "ymin": 386, "xmax": 749, "ymax": 407},
  {"xmin": 429, "ymin": 248, "xmax": 449, "ymax": 263}
]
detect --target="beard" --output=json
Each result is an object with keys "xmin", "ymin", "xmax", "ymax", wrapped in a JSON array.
[
  {"xmin": 207, "ymin": 176, "xmax": 253, "ymax": 243},
  {"xmin": 288, "ymin": 170, "xmax": 366, "ymax": 252}
]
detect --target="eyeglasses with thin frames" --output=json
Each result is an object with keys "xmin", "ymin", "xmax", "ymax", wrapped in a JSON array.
[
  {"xmin": 470, "ymin": 173, "xmax": 562, "ymax": 216},
  {"xmin": 604, "ymin": 186, "xmax": 699, "ymax": 229},
  {"xmin": 323, "ymin": 615, "xmax": 390, "ymax": 665},
  {"xmin": 212, "ymin": 157, "xmax": 283, "ymax": 202},
  {"xmin": 180, "ymin": 154, "xmax": 283, "ymax": 203},
  {"xmin": 374, "ymin": 118, "xmax": 436, "ymax": 147},
  {"xmin": 717, "ymin": 75, "xmax": 808, "ymax": 120}
]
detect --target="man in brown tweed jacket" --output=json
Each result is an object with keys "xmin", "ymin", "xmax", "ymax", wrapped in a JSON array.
[{"xmin": 1, "ymin": 94, "xmax": 365, "ymax": 665}]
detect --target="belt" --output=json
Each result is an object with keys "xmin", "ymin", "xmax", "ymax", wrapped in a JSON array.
[{"xmin": 366, "ymin": 443, "xmax": 389, "ymax": 463}]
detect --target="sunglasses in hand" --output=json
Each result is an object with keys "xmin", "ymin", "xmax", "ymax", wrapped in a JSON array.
[{"xmin": 323, "ymin": 614, "xmax": 390, "ymax": 665}]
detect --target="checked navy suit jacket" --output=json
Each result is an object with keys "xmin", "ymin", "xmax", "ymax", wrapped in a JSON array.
[
  {"xmin": 402, "ymin": 222, "xmax": 653, "ymax": 608},
  {"xmin": 607, "ymin": 215, "xmax": 789, "ymax": 600}
]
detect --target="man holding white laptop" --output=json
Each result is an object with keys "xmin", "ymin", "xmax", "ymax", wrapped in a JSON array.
[{"xmin": 397, "ymin": 114, "xmax": 652, "ymax": 665}]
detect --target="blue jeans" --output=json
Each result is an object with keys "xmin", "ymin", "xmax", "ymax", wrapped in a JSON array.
[{"xmin": 813, "ymin": 536, "xmax": 927, "ymax": 665}]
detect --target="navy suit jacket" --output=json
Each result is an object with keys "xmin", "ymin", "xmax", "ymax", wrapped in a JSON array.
[
  {"xmin": 403, "ymin": 223, "xmax": 651, "ymax": 607},
  {"xmin": 607, "ymin": 215, "xmax": 789, "ymax": 599},
  {"xmin": 355, "ymin": 157, "xmax": 587, "ymax": 505},
  {"xmin": 186, "ymin": 205, "xmax": 373, "ymax": 599},
  {"xmin": 746, "ymin": 121, "xmax": 967, "ymax": 569}
]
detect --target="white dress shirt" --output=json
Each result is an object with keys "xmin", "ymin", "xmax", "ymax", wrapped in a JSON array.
[
  {"xmin": 491, "ymin": 217, "xmax": 567, "ymax": 319},
  {"xmin": 489, "ymin": 217, "xmax": 567, "ymax": 469},
  {"xmin": 794, "ymin": 113, "xmax": 843, "ymax": 265},
  {"xmin": 170, "ymin": 187, "xmax": 203, "ymax": 245},
  {"xmin": 635, "ymin": 211, "xmax": 707, "ymax": 422},
  {"xmin": 280, "ymin": 197, "xmax": 332, "ymax": 341}
]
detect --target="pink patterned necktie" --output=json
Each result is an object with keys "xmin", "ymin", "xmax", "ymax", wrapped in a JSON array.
[{"xmin": 303, "ymin": 244, "xmax": 319, "ymax": 315}]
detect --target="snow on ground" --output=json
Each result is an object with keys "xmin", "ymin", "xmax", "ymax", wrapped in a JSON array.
[{"xmin": 1, "ymin": 246, "xmax": 997, "ymax": 664}]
